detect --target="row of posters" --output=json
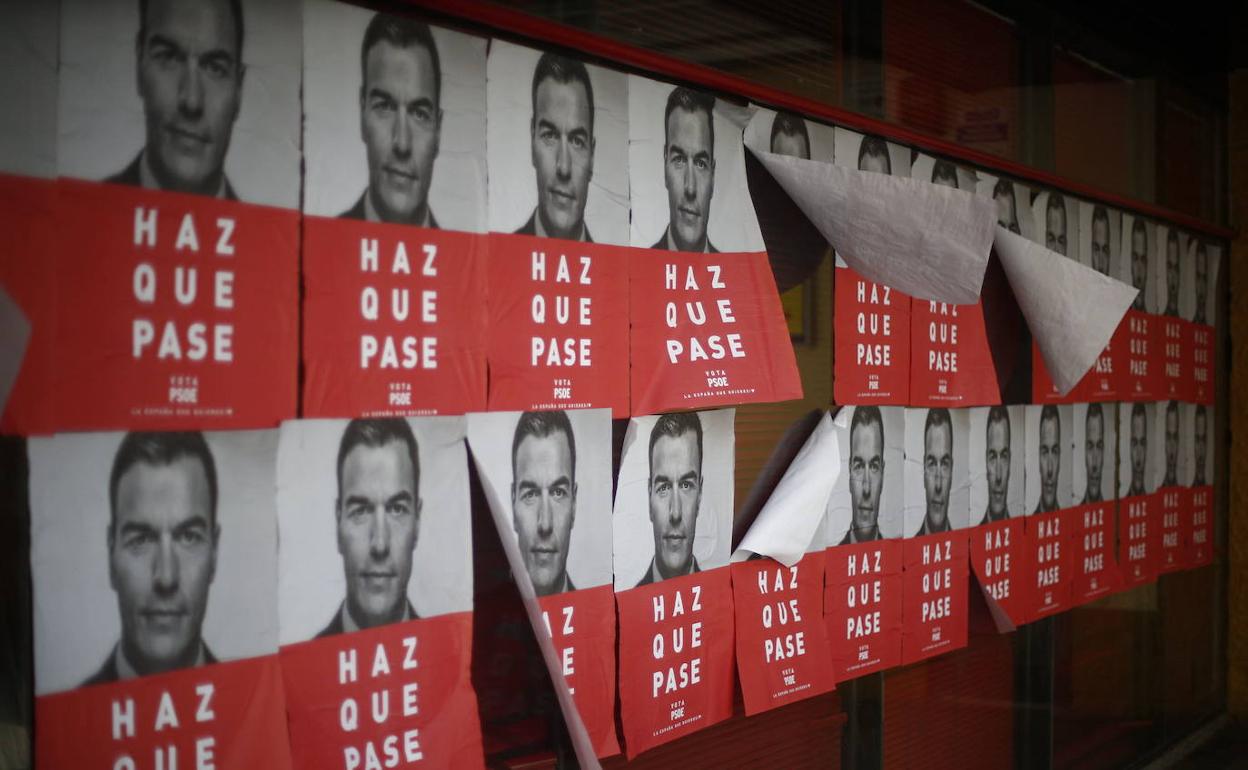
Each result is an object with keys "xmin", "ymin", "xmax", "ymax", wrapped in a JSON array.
[
  {"xmin": 0, "ymin": 0, "xmax": 803, "ymax": 437},
  {"xmin": 26, "ymin": 401, "xmax": 1214, "ymax": 764}
]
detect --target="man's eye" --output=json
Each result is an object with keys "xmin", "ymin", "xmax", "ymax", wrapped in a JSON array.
[
  {"xmin": 412, "ymin": 106, "xmax": 434, "ymax": 125},
  {"xmin": 570, "ymin": 135, "xmax": 586, "ymax": 150},
  {"xmin": 655, "ymin": 482, "xmax": 670, "ymax": 495},
  {"xmin": 694, "ymin": 158, "xmax": 709, "ymax": 170},
  {"xmin": 870, "ymin": 460, "xmax": 882, "ymax": 473},
  {"xmin": 679, "ymin": 479, "xmax": 695, "ymax": 491},
  {"xmin": 372, "ymin": 100, "xmax": 395, "ymax": 115},
  {"xmin": 551, "ymin": 487, "xmax": 567, "ymax": 500},
  {"xmin": 202, "ymin": 59, "xmax": 229, "ymax": 79},
  {"xmin": 520, "ymin": 489, "xmax": 538, "ymax": 503},
  {"xmin": 124, "ymin": 533, "xmax": 155, "ymax": 549},
  {"xmin": 669, "ymin": 155, "xmax": 686, "ymax": 168},
  {"xmin": 176, "ymin": 529, "xmax": 204, "ymax": 546},
  {"xmin": 387, "ymin": 503, "xmax": 411, "ymax": 516},
  {"xmin": 850, "ymin": 459, "xmax": 864, "ymax": 473}
]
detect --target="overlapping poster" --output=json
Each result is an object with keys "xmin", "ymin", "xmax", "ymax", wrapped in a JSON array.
[
  {"xmin": 302, "ymin": 1, "xmax": 488, "ymax": 416},
  {"xmin": 629, "ymin": 78, "xmax": 799, "ymax": 414},
  {"xmin": 276, "ymin": 417, "xmax": 484, "ymax": 769},
  {"xmin": 824, "ymin": 406, "xmax": 904, "ymax": 679},
  {"xmin": 31, "ymin": 430, "xmax": 293, "ymax": 768},
  {"xmin": 1184, "ymin": 402, "xmax": 1213, "ymax": 568},
  {"xmin": 1022, "ymin": 404, "xmax": 1074, "ymax": 618},
  {"xmin": 1118, "ymin": 402, "xmax": 1159, "ymax": 586},
  {"xmin": 1186, "ymin": 238, "xmax": 1218, "ymax": 405},
  {"xmin": 486, "ymin": 43, "xmax": 631, "ymax": 416},
  {"xmin": 1155, "ymin": 400, "xmax": 1186, "ymax": 574},
  {"xmin": 52, "ymin": 0, "xmax": 301, "ymax": 430},
  {"xmin": 1027, "ymin": 190, "xmax": 1083, "ymax": 404},
  {"xmin": 1112, "ymin": 214, "xmax": 1162, "ymax": 400},
  {"xmin": 613, "ymin": 410, "xmax": 735, "ymax": 756},
  {"xmin": 1156, "ymin": 225, "xmax": 1189, "ymax": 401},
  {"xmin": 901, "ymin": 407, "xmax": 970, "ymax": 664},
  {"xmin": 1063, "ymin": 203, "xmax": 1122, "ymax": 401},
  {"xmin": 467, "ymin": 409, "xmax": 620, "ymax": 758},
  {"xmin": 1070, "ymin": 402, "xmax": 1122, "ymax": 604},
  {"xmin": 967, "ymin": 405, "xmax": 1028, "ymax": 627},
  {"xmin": 833, "ymin": 129, "xmax": 913, "ymax": 405}
]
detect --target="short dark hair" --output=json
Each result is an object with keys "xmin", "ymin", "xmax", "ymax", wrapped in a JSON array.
[
  {"xmin": 512, "ymin": 410, "xmax": 577, "ymax": 483},
  {"xmin": 849, "ymin": 405, "xmax": 884, "ymax": 448},
  {"xmin": 1131, "ymin": 402, "xmax": 1147, "ymax": 423},
  {"xmin": 858, "ymin": 135, "xmax": 891, "ymax": 173},
  {"xmin": 923, "ymin": 407, "xmax": 952, "ymax": 445},
  {"xmin": 360, "ymin": 13, "xmax": 441, "ymax": 106},
  {"xmin": 531, "ymin": 52, "xmax": 594, "ymax": 134},
  {"xmin": 1086, "ymin": 402, "xmax": 1104, "ymax": 428},
  {"xmin": 663, "ymin": 87, "xmax": 715, "ymax": 152},
  {"xmin": 986, "ymin": 406, "xmax": 1011, "ymax": 442},
  {"xmin": 1039, "ymin": 404, "xmax": 1060, "ymax": 435},
  {"xmin": 139, "ymin": 0, "xmax": 245, "ymax": 60},
  {"xmin": 1047, "ymin": 192, "xmax": 1066, "ymax": 222},
  {"xmin": 1091, "ymin": 205, "xmax": 1109, "ymax": 233},
  {"xmin": 931, "ymin": 160, "xmax": 959, "ymax": 187},
  {"xmin": 993, "ymin": 178, "xmax": 1014, "ymax": 201},
  {"xmin": 110, "ymin": 431, "xmax": 218, "ymax": 531},
  {"xmin": 337, "ymin": 418, "xmax": 420, "ymax": 499},
  {"xmin": 769, "ymin": 112, "xmax": 810, "ymax": 157},
  {"xmin": 648, "ymin": 412, "xmax": 703, "ymax": 482}
]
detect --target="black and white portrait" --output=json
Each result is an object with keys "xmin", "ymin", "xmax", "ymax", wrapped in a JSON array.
[
  {"xmin": 1072, "ymin": 402, "xmax": 1116, "ymax": 505},
  {"xmin": 1155, "ymin": 400, "xmax": 1183, "ymax": 490},
  {"xmin": 968, "ymin": 405, "xmax": 1025, "ymax": 525},
  {"xmin": 975, "ymin": 173, "xmax": 1034, "ymax": 241},
  {"xmin": 1078, "ymin": 202, "xmax": 1120, "ymax": 278},
  {"xmin": 1188, "ymin": 239, "xmax": 1219, "ymax": 326},
  {"xmin": 30, "ymin": 429, "xmax": 279, "ymax": 695},
  {"xmin": 629, "ymin": 77, "xmax": 763, "ymax": 253},
  {"xmin": 1118, "ymin": 401, "xmax": 1157, "ymax": 499},
  {"xmin": 612, "ymin": 409, "xmax": 734, "ymax": 590},
  {"xmin": 58, "ymin": 0, "xmax": 301, "ymax": 208},
  {"xmin": 1031, "ymin": 190, "xmax": 1078, "ymax": 259},
  {"xmin": 276, "ymin": 417, "xmax": 472, "ymax": 644},
  {"xmin": 302, "ymin": 1, "xmax": 486, "ymax": 230},
  {"xmin": 826, "ymin": 406, "xmax": 906, "ymax": 544},
  {"xmin": 744, "ymin": 107, "xmax": 836, "ymax": 164},
  {"xmin": 1024, "ymin": 404, "xmax": 1073, "ymax": 514},
  {"xmin": 903, "ymin": 407, "xmax": 970, "ymax": 537},
  {"xmin": 0, "ymin": 0, "xmax": 58, "ymax": 178},
  {"xmin": 467, "ymin": 409, "xmax": 613, "ymax": 596},
  {"xmin": 1185, "ymin": 402, "xmax": 1212, "ymax": 488},
  {"xmin": 911, "ymin": 153, "xmax": 977, "ymax": 194},
  {"xmin": 487, "ymin": 41, "xmax": 628, "ymax": 245},
  {"xmin": 1120, "ymin": 213, "xmax": 1155, "ymax": 313},
  {"xmin": 1157, "ymin": 225, "xmax": 1185, "ymax": 318}
]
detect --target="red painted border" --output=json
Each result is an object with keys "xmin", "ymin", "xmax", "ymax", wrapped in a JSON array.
[{"xmin": 407, "ymin": 0, "xmax": 1234, "ymax": 240}]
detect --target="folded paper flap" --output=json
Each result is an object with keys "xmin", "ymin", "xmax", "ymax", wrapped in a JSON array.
[
  {"xmin": 746, "ymin": 146, "xmax": 993, "ymax": 304},
  {"xmin": 993, "ymin": 226, "xmax": 1138, "ymax": 394},
  {"xmin": 0, "ymin": 283, "xmax": 31, "ymax": 417},
  {"xmin": 733, "ymin": 411, "xmax": 839, "ymax": 566}
]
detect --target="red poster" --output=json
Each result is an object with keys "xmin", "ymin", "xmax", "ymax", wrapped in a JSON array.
[
  {"xmin": 302, "ymin": 218, "xmax": 487, "ymax": 416},
  {"xmin": 824, "ymin": 539, "xmax": 903, "ymax": 681},
  {"xmin": 1188, "ymin": 486, "xmax": 1213, "ymax": 568},
  {"xmin": 280, "ymin": 615, "xmax": 484, "ymax": 769},
  {"xmin": 834, "ymin": 265, "xmax": 911, "ymax": 405},
  {"xmin": 1118, "ymin": 494, "xmax": 1159, "ymax": 587},
  {"xmin": 1157, "ymin": 486, "xmax": 1185, "ymax": 574},
  {"xmin": 731, "ymin": 554, "xmax": 834, "ymax": 715},
  {"xmin": 616, "ymin": 569, "xmax": 735, "ymax": 757},
  {"xmin": 629, "ymin": 248, "xmax": 800, "ymax": 414},
  {"xmin": 51, "ymin": 180, "xmax": 297, "ymax": 430},
  {"xmin": 1189, "ymin": 323, "xmax": 1214, "ymax": 405},
  {"xmin": 1024, "ymin": 510, "xmax": 1073, "ymax": 619},
  {"xmin": 486, "ymin": 234, "xmax": 628, "ymax": 416},
  {"xmin": 0, "ymin": 174, "xmax": 56, "ymax": 434},
  {"xmin": 536, "ymin": 587, "xmax": 619, "ymax": 757},
  {"xmin": 901, "ymin": 532, "xmax": 969, "ymax": 665},
  {"xmin": 909, "ymin": 300, "xmax": 999, "ymax": 406},
  {"xmin": 1159, "ymin": 316, "xmax": 1188, "ymax": 401},
  {"xmin": 36, "ymin": 656, "xmax": 292, "ymax": 770},
  {"xmin": 969, "ymin": 519, "xmax": 1028, "ymax": 628},
  {"xmin": 1069, "ymin": 501, "xmax": 1121, "ymax": 605},
  {"xmin": 1113, "ymin": 310, "xmax": 1161, "ymax": 401}
]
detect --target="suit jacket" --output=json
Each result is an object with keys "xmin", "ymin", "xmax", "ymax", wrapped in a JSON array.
[
  {"xmin": 650, "ymin": 226, "xmax": 717, "ymax": 254},
  {"xmin": 514, "ymin": 209, "xmax": 593, "ymax": 243},
  {"xmin": 82, "ymin": 642, "xmax": 218, "ymax": 687},
  {"xmin": 316, "ymin": 600, "xmax": 420, "ymax": 639},
  {"xmin": 338, "ymin": 191, "xmax": 439, "ymax": 229},
  {"xmin": 983, "ymin": 508, "xmax": 1010, "ymax": 525},
  {"xmin": 634, "ymin": 557, "xmax": 700, "ymax": 589},
  {"xmin": 106, "ymin": 153, "xmax": 238, "ymax": 201}
]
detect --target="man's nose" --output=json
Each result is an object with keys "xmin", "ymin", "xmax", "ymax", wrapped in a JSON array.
[
  {"xmin": 152, "ymin": 535, "xmax": 179, "ymax": 594},
  {"xmin": 392, "ymin": 110, "xmax": 412, "ymax": 159},
  {"xmin": 536, "ymin": 494, "xmax": 554, "ymax": 538},
  {"xmin": 555, "ymin": 139, "xmax": 571, "ymax": 180},
  {"xmin": 668, "ymin": 494, "xmax": 684, "ymax": 526},
  {"xmin": 682, "ymin": 164, "xmax": 696, "ymax": 201},
  {"xmin": 178, "ymin": 62, "xmax": 204, "ymax": 119},
  {"xmin": 368, "ymin": 510, "xmax": 391, "ymax": 558}
]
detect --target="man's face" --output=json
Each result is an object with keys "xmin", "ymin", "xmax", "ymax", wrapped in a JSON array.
[
  {"xmin": 985, "ymin": 418, "xmax": 1010, "ymax": 517},
  {"xmin": 512, "ymin": 432, "xmax": 576, "ymax": 596},
  {"xmin": 531, "ymin": 77, "xmax": 594, "ymax": 240},
  {"xmin": 1038, "ymin": 416, "xmax": 1060, "ymax": 509},
  {"xmin": 1045, "ymin": 204, "xmax": 1068, "ymax": 255},
  {"xmin": 648, "ymin": 432, "xmax": 701, "ymax": 578},
  {"xmin": 664, "ymin": 108, "xmax": 715, "ymax": 251},
  {"xmin": 848, "ymin": 421, "xmax": 884, "ymax": 533},
  {"xmin": 923, "ymin": 422, "xmax": 952, "ymax": 528},
  {"xmin": 932, "ymin": 168, "xmax": 958, "ymax": 189},
  {"xmin": 770, "ymin": 131, "xmax": 809, "ymax": 160},
  {"xmin": 1165, "ymin": 409, "xmax": 1178, "ymax": 479},
  {"xmin": 1085, "ymin": 413, "xmax": 1104, "ymax": 496},
  {"xmin": 1194, "ymin": 412, "xmax": 1207, "ymax": 479},
  {"xmin": 360, "ymin": 41, "xmax": 441, "ymax": 224},
  {"xmin": 109, "ymin": 457, "xmax": 217, "ymax": 675},
  {"xmin": 337, "ymin": 441, "xmax": 420, "ymax": 629},
  {"xmin": 1166, "ymin": 239, "xmax": 1180, "ymax": 311},
  {"xmin": 995, "ymin": 189, "xmax": 1020, "ymax": 235},
  {"xmin": 136, "ymin": 0, "xmax": 243, "ymax": 195},
  {"xmin": 1195, "ymin": 248, "xmax": 1208, "ymax": 320},
  {"xmin": 1130, "ymin": 413, "xmax": 1148, "ymax": 489},
  {"xmin": 1091, "ymin": 217, "xmax": 1110, "ymax": 275},
  {"xmin": 859, "ymin": 149, "xmax": 890, "ymax": 175},
  {"xmin": 1131, "ymin": 227, "xmax": 1148, "ymax": 292}
]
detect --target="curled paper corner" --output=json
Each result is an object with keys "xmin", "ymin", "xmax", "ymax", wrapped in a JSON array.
[
  {"xmin": 971, "ymin": 570, "xmax": 1018, "ymax": 634},
  {"xmin": 732, "ymin": 411, "xmax": 840, "ymax": 567},
  {"xmin": 0, "ymin": 282, "xmax": 31, "ymax": 417},
  {"xmin": 992, "ymin": 225, "xmax": 1138, "ymax": 395},
  {"xmin": 742, "ymin": 142, "xmax": 994, "ymax": 305},
  {"xmin": 717, "ymin": 100, "xmax": 758, "ymax": 132}
]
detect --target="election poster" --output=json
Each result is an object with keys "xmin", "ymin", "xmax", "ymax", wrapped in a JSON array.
[
  {"xmin": 967, "ymin": 405, "xmax": 1028, "ymax": 627},
  {"xmin": 1111, "ymin": 213, "xmax": 1162, "ymax": 400},
  {"xmin": 1155, "ymin": 400, "xmax": 1186, "ymax": 574},
  {"xmin": 1184, "ymin": 402, "xmax": 1213, "ymax": 568},
  {"xmin": 1069, "ymin": 403, "xmax": 1122, "ymax": 604},
  {"xmin": 1118, "ymin": 402, "xmax": 1160, "ymax": 586}
]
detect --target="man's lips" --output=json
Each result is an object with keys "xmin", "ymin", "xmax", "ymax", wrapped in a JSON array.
[
  {"xmin": 383, "ymin": 165, "xmax": 417, "ymax": 185},
  {"xmin": 546, "ymin": 187, "xmax": 577, "ymax": 208},
  {"xmin": 677, "ymin": 205, "xmax": 701, "ymax": 221},
  {"xmin": 165, "ymin": 124, "xmax": 210, "ymax": 148}
]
